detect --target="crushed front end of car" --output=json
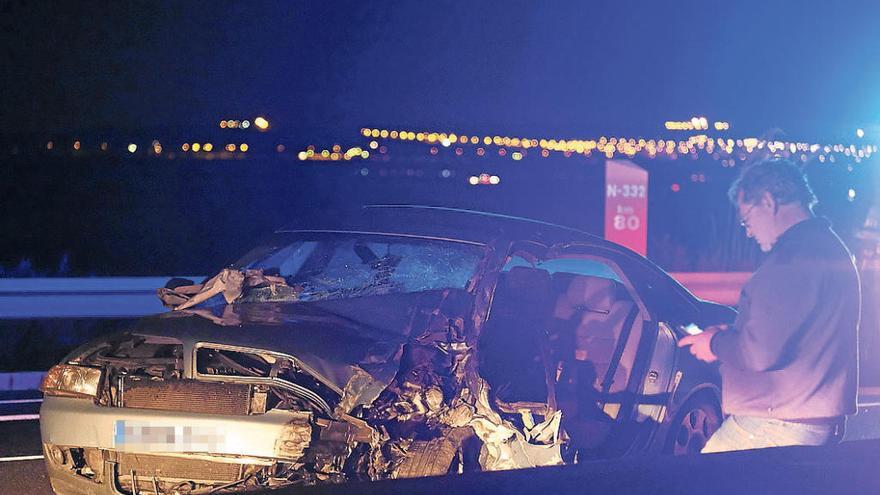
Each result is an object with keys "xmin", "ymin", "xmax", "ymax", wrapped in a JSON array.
[{"xmin": 40, "ymin": 298, "xmax": 564, "ymax": 494}]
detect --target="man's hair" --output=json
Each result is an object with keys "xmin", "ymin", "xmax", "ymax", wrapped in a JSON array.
[{"xmin": 727, "ymin": 158, "xmax": 817, "ymax": 210}]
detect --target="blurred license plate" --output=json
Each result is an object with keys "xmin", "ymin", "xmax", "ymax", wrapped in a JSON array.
[{"xmin": 114, "ymin": 420, "xmax": 226, "ymax": 452}]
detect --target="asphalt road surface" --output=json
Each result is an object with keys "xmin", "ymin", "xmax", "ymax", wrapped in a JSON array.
[
  {"xmin": 0, "ymin": 391, "xmax": 53, "ymax": 494},
  {"xmin": 4, "ymin": 388, "xmax": 880, "ymax": 495}
]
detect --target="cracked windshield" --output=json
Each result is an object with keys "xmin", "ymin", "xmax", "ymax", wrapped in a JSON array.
[{"xmin": 238, "ymin": 234, "xmax": 485, "ymax": 302}]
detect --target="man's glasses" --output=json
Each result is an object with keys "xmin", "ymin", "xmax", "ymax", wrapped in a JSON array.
[{"xmin": 739, "ymin": 203, "xmax": 757, "ymax": 228}]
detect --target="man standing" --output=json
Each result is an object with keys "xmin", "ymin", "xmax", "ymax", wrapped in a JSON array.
[{"xmin": 678, "ymin": 158, "xmax": 860, "ymax": 452}]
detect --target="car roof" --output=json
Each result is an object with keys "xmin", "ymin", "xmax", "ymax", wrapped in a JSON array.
[{"xmin": 277, "ymin": 204, "xmax": 612, "ymax": 247}]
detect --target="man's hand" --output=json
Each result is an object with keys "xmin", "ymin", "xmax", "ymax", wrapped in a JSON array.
[{"xmin": 677, "ymin": 325, "xmax": 728, "ymax": 363}]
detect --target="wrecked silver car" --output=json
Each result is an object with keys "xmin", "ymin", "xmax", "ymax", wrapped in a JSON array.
[{"xmin": 39, "ymin": 205, "xmax": 735, "ymax": 494}]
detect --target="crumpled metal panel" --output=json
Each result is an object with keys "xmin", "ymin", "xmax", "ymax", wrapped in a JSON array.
[
  {"xmin": 274, "ymin": 416, "xmax": 312, "ymax": 460},
  {"xmin": 158, "ymin": 268, "xmax": 292, "ymax": 310},
  {"xmin": 463, "ymin": 382, "xmax": 563, "ymax": 471}
]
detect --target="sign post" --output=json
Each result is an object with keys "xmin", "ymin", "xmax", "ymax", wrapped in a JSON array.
[{"xmin": 604, "ymin": 159, "xmax": 649, "ymax": 256}]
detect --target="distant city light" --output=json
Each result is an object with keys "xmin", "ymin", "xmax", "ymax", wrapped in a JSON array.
[
  {"xmin": 236, "ymin": 123, "xmax": 879, "ymax": 171},
  {"xmin": 276, "ymin": 144, "xmax": 286, "ymax": 152},
  {"xmin": 468, "ymin": 176, "xmax": 480, "ymax": 186},
  {"xmin": 441, "ymin": 169, "xmax": 452, "ymax": 178},
  {"xmin": 665, "ymin": 117, "xmax": 715, "ymax": 131},
  {"xmin": 241, "ymin": 120, "xmax": 251, "ymax": 129},
  {"xmin": 489, "ymin": 175, "xmax": 501, "ymax": 185},
  {"xmin": 73, "ymin": 141, "xmax": 81, "ymax": 151},
  {"xmin": 226, "ymin": 144, "xmax": 236, "ymax": 152},
  {"xmin": 219, "ymin": 120, "xmax": 227, "ymax": 129},
  {"xmin": 240, "ymin": 143, "xmax": 249, "ymax": 152},
  {"xmin": 127, "ymin": 144, "xmax": 137, "ymax": 153},
  {"xmin": 203, "ymin": 143, "xmax": 213, "ymax": 152},
  {"xmin": 182, "ymin": 143, "xmax": 190, "ymax": 151},
  {"xmin": 849, "ymin": 188, "xmax": 857, "ymax": 201},
  {"xmin": 100, "ymin": 142, "xmax": 108, "ymax": 151},
  {"xmin": 671, "ymin": 183, "xmax": 681, "ymax": 192},
  {"xmin": 192, "ymin": 143, "xmax": 201, "ymax": 152},
  {"xmin": 857, "ymin": 128, "xmax": 865, "ymax": 138},
  {"xmin": 360, "ymin": 168, "xmax": 369, "ymax": 176},
  {"xmin": 46, "ymin": 141, "xmax": 54, "ymax": 150}
]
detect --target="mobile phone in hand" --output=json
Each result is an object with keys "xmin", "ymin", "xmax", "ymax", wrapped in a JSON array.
[{"xmin": 681, "ymin": 323, "xmax": 703, "ymax": 335}]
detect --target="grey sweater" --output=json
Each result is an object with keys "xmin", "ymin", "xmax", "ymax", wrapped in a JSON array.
[{"xmin": 710, "ymin": 217, "xmax": 860, "ymax": 420}]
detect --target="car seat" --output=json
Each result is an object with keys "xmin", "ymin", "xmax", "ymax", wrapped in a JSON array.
[{"xmin": 479, "ymin": 266, "xmax": 553, "ymax": 403}]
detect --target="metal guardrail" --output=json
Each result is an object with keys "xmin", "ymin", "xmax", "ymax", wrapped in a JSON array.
[
  {"xmin": 0, "ymin": 277, "xmax": 203, "ymax": 319},
  {"xmin": 0, "ymin": 372, "xmax": 45, "ymax": 391}
]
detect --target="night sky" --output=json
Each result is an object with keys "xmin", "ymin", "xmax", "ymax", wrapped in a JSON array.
[{"xmin": 2, "ymin": 0, "xmax": 879, "ymax": 140}]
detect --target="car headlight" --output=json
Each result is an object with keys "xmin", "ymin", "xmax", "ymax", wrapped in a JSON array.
[{"xmin": 40, "ymin": 364, "xmax": 103, "ymax": 399}]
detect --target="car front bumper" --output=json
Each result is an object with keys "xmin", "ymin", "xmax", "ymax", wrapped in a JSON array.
[{"xmin": 40, "ymin": 396, "xmax": 312, "ymax": 494}]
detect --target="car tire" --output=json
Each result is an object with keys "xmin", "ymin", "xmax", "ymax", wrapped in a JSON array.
[
  {"xmin": 665, "ymin": 393, "xmax": 722, "ymax": 455},
  {"xmin": 395, "ymin": 436, "xmax": 459, "ymax": 478}
]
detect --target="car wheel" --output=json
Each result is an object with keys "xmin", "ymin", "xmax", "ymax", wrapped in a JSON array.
[
  {"xmin": 666, "ymin": 393, "xmax": 722, "ymax": 455},
  {"xmin": 395, "ymin": 436, "xmax": 459, "ymax": 478},
  {"xmin": 395, "ymin": 427, "xmax": 478, "ymax": 478}
]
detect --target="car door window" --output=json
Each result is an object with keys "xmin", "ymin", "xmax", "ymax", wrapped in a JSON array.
[{"xmin": 539, "ymin": 254, "xmax": 642, "ymax": 423}]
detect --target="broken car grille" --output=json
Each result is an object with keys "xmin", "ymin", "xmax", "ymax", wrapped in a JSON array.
[
  {"xmin": 116, "ymin": 452, "xmax": 245, "ymax": 482},
  {"xmin": 121, "ymin": 377, "xmax": 252, "ymax": 415}
]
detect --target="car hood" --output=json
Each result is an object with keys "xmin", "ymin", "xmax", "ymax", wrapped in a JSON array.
[{"xmin": 130, "ymin": 289, "xmax": 469, "ymax": 409}]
